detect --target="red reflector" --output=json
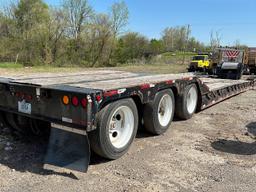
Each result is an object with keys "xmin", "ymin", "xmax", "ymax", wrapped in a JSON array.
[
  {"xmin": 15, "ymin": 92, "xmax": 21, "ymax": 97},
  {"xmin": 72, "ymin": 96, "xmax": 79, "ymax": 106},
  {"xmin": 166, "ymin": 80, "xmax": 174, "ymax": 85},
  {"xmin": 140, "ymin": 84, "xmax": 150, "ymax": 90},
  {"xmin": 25, "ymin": 94, "xmax": 32, "ymax": 101},
  {"xmin": 96, "ymin": 95, "xmax": 102, "ymax": 102},
  {"xmin": 104, "ymin": 90, "xmax": 118, "ymax": 97},
  {"xmin": 81, "ymin": 98, "xmax": 87, "ymax": 108}
]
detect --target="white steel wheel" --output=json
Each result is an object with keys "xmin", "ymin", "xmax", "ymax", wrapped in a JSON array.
[
  {"xmin": 186, "ymin": 86, "xmax": 198, "ymax": 115},
  {"xmin": 88, "ymin": 98, "xmax": 138, "ymax": 160},
  {"xmin": 158, "ymin": 94, "xmax": 173, "ymax": 127},
  {"xmin": 143, "ymin": 89, "xmax": 175, "ymax": 135},
  {"xmin": 175, "ymin": 84, "xmax": 199, "ymax": 120},
  {"xmin": 109, "ymin": 106, "xmax": 135, "ymax": 149}
]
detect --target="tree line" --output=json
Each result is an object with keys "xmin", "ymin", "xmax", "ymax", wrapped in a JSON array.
[{"xmin": 0, "ymin": 0, "xmax": 217, "ymax": 67}]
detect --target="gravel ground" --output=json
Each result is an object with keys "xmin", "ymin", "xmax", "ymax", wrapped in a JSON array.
[{"xmin": 0, "ymin": 90, "xmax": 255, "ymax": 192}]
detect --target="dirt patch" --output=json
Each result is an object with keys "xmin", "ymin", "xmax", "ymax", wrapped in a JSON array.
[{"xmin": 0, "ymin": 90, "xmax": 255, "ymax": 192}]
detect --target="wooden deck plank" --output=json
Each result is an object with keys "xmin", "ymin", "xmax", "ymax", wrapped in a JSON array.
[
  {"xmin": 11, "ymin": 71, "xmax": 141, "ymax": 86},
  {"xmin": 71, "ymin": 73, "xmax": 194, "ymax": 90},
  {"xmin": 0, "ymin": 70, "xmax": 252, "ymax": 92},
  {"xmin": 4, "ymin": 70, "xmax": 195, "ymax": 90}
]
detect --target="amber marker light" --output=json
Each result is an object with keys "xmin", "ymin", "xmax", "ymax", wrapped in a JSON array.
[{"xmin": 62, "ymin": 95, "xmax": 70, "ymax": 105}]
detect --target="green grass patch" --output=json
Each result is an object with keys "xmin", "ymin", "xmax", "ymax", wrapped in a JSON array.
[
  {"xmin": 116, "ymin": 63, "xmax": 187, "ymax": 74},
  {"xmin": 0, "ymin": 63, "xmax": 188, "ymax": 75},
  {"xmin": 0, "ymin": 62, "xmax": 23, "ymax": 68},
  {"xmin": 162, "ymin": 51, "xmax": 196, "ymax": 58}
]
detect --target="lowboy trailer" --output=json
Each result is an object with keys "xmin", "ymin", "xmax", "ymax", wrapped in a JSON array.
[{"xmin": 0, "ymin": 70, "xmax": 255, "ymax": 172}]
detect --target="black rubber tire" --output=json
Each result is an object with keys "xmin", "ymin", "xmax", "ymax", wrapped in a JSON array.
[
  {"xmin": 143, "ymin": 89, "xmax": 175, "ymax": 135},
  {"xmin": 88, "ymin": 98, "xmax": 138, "ymax": 160},
  {"xmin": 4, "ymin": 112, "xmax": 51, "ymax": 137},
  {"xmin": 0, "ymin": 111, "xmax": 9, "ymax": 129},
  {"xmin": 234, "ymin": 72, "xmax": 242, "ymax": 80},
  {"xmin": 175, "ymin": 84, "xmax": 198, "ymax": 120},
  {"xmin": 30, "ymin": 119, "xmax": 51, "ymax": 137},
  {"xmin": 5, "ymin": 113, "xmax": 31, "ymax": 135},
  {"xmin": 188, "ymin": 68, "xmax": 195, "ymax": 72}
]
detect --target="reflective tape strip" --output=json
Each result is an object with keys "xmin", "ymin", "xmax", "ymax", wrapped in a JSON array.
[{"xmin": 51, "ymin": 123, "xmax": 87, "ymax": 136}]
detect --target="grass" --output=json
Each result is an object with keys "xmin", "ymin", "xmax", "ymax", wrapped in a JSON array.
[
  {"xmin": 116, "ymin": 63, "xmax": 187, "ymax": 74},
  {"xmin": 161, "ymin": 51, "xmax": 196, "ymax": 57},
  {"xmin": 0, "ymin": 62, "xmax": 23, "ymax": 68},
  {"xmin": 0, "ymin": 52, "xmax": 191, "ymax": 75},
  {"xmin": 0, "ymin": 52, "xmax": 190, "ymax": 76},
  {"xmin": 0, "ymin": 63, "xmax": 188, "ymax": 76}
]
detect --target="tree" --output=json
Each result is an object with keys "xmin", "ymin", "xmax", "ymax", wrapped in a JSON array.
[
  {"xmin": 45, "ymin": 8, "xmax": 68, "ymax": 63},
  {"xmin": 0, "ymin": 1, "xmax": 211, "ymax": 67},
  {"xmin": 89, "ymin": 14, "xmax": 113, "ymax": 67},
  {"xmin": 162, "ymin": 25, "xmax": 191, "ymax": 52},
  {"xmin": 210, "ymin": 30, "xmax": 222, "ymax": 51},
  {"xmin": 15, "ymin": 0, "xmax": 49, "ymax": 34},
  {"xmin": 63, "ymin": 0, "xmax": 93, "ymax": 40},
  {"xmin": 114, "ymin": 32, "xmax": 149, "ymax": 64},
  {"xmin": 14, "ymin": 0, "xmax": 50, "ymax": 64},
  {"xmin": 149, "ymin": 39, "xmax": 164, "ymax": 55},
  {"xmin": 0, "ymin": 10, "xmax": 18, "ymax": 62},
  {"xmin": 162, "ymin": 27, "xmax": 175, "ymax": 52},
  {"xmin": 83, "ymin": 1, "xmax": 129, "ymax": 66},
  {"xmin": 187, "ymin": 37, "xmax": 205, "ymax": 52},
  {"xmin": 110, "ymin": 1, "xmax": 129, "ymax": 37}
]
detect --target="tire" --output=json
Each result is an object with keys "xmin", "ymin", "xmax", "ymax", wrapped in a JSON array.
[
  {"xmin": 4, "ymin": 112, "xmax": 51, "ymax": 137},
  {"xmin": 188, "ymin": 68, "xmax": 195, "ymax": 72},
  {"xmin": 234, "ymin": 72, "xmax": 242, "ymax": 80},
  {"xmin": 0, "ymin": 111, "xmax": 6, "ymax": 127},
  {"xmin": 143, "ymin": 89, "xmax": 175, "ymax": 135},
  {"xmin": 88, "ymin": 98, "xmax": 138, "ymax": 160},
  {"xmin": 236, "ymin": 64, "xmax": 243, "ymax": 80},
  {"xmin": 30, "ymin": 119, "xmax": 51, "ymax": 137},
  {"xmin": 0, "ymin": 111, "xmax": 9, "ymax": 129},
  {"xmin": 175, "ymin": 84, "xmax": 198, "ymax": 120},
  {"xmin": 5, "ymin": 113, "xmax": 31, "ymax": 135}
]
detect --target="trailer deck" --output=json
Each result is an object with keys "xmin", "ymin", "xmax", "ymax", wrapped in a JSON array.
[{"xmin": 0, "ymin": 70, "xmax": 253, "ymax": 91}]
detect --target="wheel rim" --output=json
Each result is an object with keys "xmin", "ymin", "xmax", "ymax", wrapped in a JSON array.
[
  {"xmin": 109, "ymin": 106, "xmax": 135, "ymax": 149},
  {"xmin": 157, "ymin": 94, "xmax": 173, "ymax": 127},
  {"xmin": 186, "ymin": 86, "xmax": 198, "ymax": 114}
]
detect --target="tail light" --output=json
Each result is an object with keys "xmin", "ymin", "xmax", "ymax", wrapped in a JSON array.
[
  {"xmin": 62, "ymin": 95, "xmax": 88, "ymax": 108},
  {"xmin": 25, "ymin": 94, "xmax": 33, "ymax": 101},
  {"xmin": 96, "ymin": 95, "xmax": 102, "ymax": 102},
  {"xmin": 81, "ymin": 98, "xmax": 87, "ymax": 108},
  {"xmin": 15, "ymin": 92, "xmax": 32, "ymax": 101},
  {"xmin": 62, "ymin": 95, "xmax": 70, "ymax": 105},
  {"xmin": 15, "ymin": 92, "xmax": 21, "ymax": 97},
  {"xmin": 72, "ymin": 96, "xmax": 79, "ymax": 106}
]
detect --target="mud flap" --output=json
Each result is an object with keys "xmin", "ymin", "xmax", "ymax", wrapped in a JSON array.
[{"xmin": 44, "ymin": 124, "xmax": 90, "ymax": 172}]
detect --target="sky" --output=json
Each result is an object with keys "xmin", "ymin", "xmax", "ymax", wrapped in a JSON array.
[{"xmin": 1, "ymin": 0, "xmax": 256, "ymax": 46}]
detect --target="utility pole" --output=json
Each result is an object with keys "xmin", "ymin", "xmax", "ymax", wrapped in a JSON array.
[{"xmin": 183, "ymin": 24, "xmax": 190, "ymax": 65}]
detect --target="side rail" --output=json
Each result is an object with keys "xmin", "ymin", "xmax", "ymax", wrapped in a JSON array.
[{"xmin": 201, "ymin": 80, "xmax": 255, "ymax": 110}]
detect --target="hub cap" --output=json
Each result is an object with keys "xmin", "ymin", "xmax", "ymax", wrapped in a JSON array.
[
  {"xmin": 158, "ymin": 94, "xmax": 173, "ymax": 127},
  {"xmin": 187, "ymin": 86, "xmax": 198, "ymax": 114},
  {"xmin": 109, "ymin": 106, "xmax": 134, "ymax": 149}
]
